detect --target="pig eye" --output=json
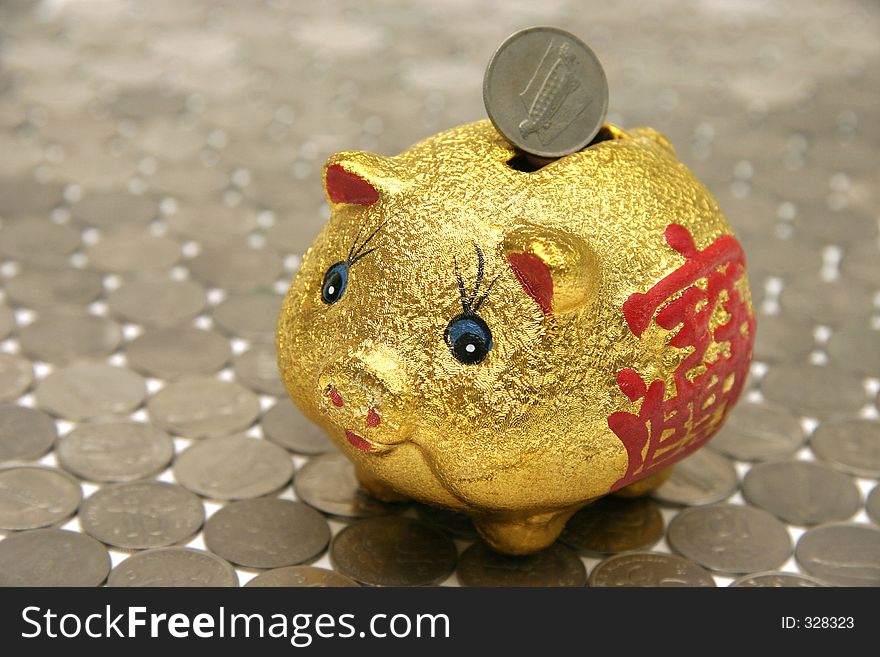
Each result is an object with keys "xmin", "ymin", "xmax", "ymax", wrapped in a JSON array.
[
  {"xmin": 444, "ymin": 313, "xmax": 493, "ymax": 365},
  {"xmin": 321, "ymin": 261, "xmax": 349, "ymax": 304}
]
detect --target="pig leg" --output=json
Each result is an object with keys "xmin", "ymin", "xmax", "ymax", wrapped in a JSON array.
[
  {"xmin": 354, "ymin": 464, "xmax": 411, "ymax": 502},
  {"xmin": 473, "ymin": 506, "xmax": 581, "ymax": 555},
  {"xmin": 612, "ymin": 465, "xmax": 674, "ymax": 498}
]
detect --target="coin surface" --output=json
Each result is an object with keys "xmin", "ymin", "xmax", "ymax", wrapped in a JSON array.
[
  {"xmin": 709, "ymin": 402, "xmax": 805, "ymax": 462},
  {"xmin": 414, "ymin": 503, "xmax": 479, "ymax": 540},
  {"xmin": 0, "ymin": 466, "xmax": 81, "ymax": 530},
  {"xmin": 188, "ymin": 245, "xmax": 282, "ymax": 291},
  {"xmin": 484, "ymin": 26, "xmax": 608, "ymax": 157},
  {"xmin": 173, "ymin": 433, "xmax": 293, "ymax": 499},
  {"xmin": 866, "ymin": 486, "xmax": 879, "ymax": 526},
  {"xmin": 742, "ymin": 460, "xmax": 860, "ymax": 526},
  {"xmin": 0, "ymin": 403, "xmax": 57, "ymax": 461},
  {"xmin": 71, "ymin": 189, "xmax": 159, "ymax": 228},
  {"xmin": 458, "ymin": 541, "xmax": 585, "ymax": 587},
  {"xmin": 761, "ymin": 364, "xmax": 865, "ymax": 419},
  {"xmin": 825, "ymin": 326, "xmax": 880, "ymax": 377},
  {"xmin": 107, "ymin": 279, "xmax": 207, "ymax": 328},
  {"xmin": 0, "ymin": 218, "xmax": 80, "ymax": 266},
  {"xmin": 233, "ymin": 344, "xmax": 287, "ymax": 396},
  {"xmin": 204, "ymin": 498, "xmax": 331, "ymax": 568},
  {"xmin": 0, "ymin": 529, "xmax": 110, "ymax": 586},
  {"xmin": 213, "ymin": 292, "xmax": 283, "ymax": 342},
  {"xmin": 809, "ymin": 419, "xmax": 880, "ymax": 478},
  {"xmin": 752, "ymin": 313, "xmax": 815, "ymax": 363},
  {"xmin": 729, "ymin": 571, "xmax": 826, "ymax": 587},
  {"xmin": 588, "ymin": 551, "xmax": 716, "ymax": 587},
  {"xmin": 57, "ymin": 421, "xmax": 174, "ymax": 482},
  {"xmin": 331, "ymin": 516, "xmax": 457, "ymax": 586},
  {"xmin": 245, "ymin": 565, "xmax": 360, "ymax": 587},
  {"xmin": 79, "ymin": 481, "xmax": 205, "ymax": 549},
  {"xmin": 126, "ymin": 326, "xmax": 231, "ymax": 378},
  {"xmin": 667, "ymin": 504, "xmax": 792, "ymax": 574},
  {"xmin": 36, "ymin": 362, "xmax": 146, "ymax": 421},
  {"xmin": 651, "ymin": 448, "xmax": 739, "ymax": 505},
  {"xmin": 294, "ymin": 451, "xmax": 396, "ymax": 518},
  {"xmin": 5, "ymin": 266, "xmax": 104, "ymax": 309},
  {"xmin": 795, "ymin": 523, "xmax": 880, "ymax": 586},
  {"xmin": 107, "ymin": 547, "xmax": 239, "ymax": 587},
  {"xmin": 561, "ymin": 496, "xmax": 664, "ymax": 555},
  {"xmin": 86, "ymin": 230, "xmax": 181, "ymax": 273},
  {"xmin": 147, "ymin": 376, "xmax": 260, "ymax": 438},
  {"xmin": 262, "ymin": 400, "xmax": 336, "ymax": 454},
  {"xmin": 0, "ymin": 303, "xmax": 14, "ymax": 339},
  {"xmin": 19, "ymin": 312, "xmax": 122, "ymax": 364}
]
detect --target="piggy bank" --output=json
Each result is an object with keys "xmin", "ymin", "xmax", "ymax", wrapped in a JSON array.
[{"xmin": 277, "ymin": 120, "xmax": 755, "ymax": 555}]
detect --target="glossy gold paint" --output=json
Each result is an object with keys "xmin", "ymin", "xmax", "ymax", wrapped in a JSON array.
[{"xmin": 277, "ymin": 120, "xmax": 751, "ymax": 554}]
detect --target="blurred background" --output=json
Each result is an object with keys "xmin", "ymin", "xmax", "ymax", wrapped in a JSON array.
[{"xmin": 0, "ymin": 0, "xmax": 878, "ymax": 587}]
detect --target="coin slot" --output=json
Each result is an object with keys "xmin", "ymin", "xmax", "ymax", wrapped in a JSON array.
[{"xmin": 505, "ymin": 125, "xmax": 622, "ymax": 172}]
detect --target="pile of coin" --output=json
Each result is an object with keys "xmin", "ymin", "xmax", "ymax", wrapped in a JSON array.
[{"xmin": 1, "ymin": 0, "xmax": 878, "ymax": 587}]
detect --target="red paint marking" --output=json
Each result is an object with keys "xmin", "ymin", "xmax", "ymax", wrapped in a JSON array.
[
  {"xmin": 325, "ymin": 164, "xmax": 379, "ymax": 205},
  {"xmin": 346, "ymin": 429, "xmax": 374, "ymax": 452},
  {"xmin": 366, "ymin": 407, "xmax": 381, "ymax": 428},
  {"xmin": 507, "ymin": 251, "xmax": 554, "ymax": 315},
  {"xmin": 328, "ymin": 386, "xmax": 344, "ymax": 407},
  {"xmin": 608, "ymin": 224, "xmax": 755, "ymax": 492}
]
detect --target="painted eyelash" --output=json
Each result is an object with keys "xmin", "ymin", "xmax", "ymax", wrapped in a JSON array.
[
  {"xmin": 454, "ymin": 243, "xmax": 500, "ymax": 314},
  {"xmin": 346, "ymin": 221, "xmax": 386, "ymax": 265}
]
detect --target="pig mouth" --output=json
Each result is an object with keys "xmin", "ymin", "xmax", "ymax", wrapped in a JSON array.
[{"xmin": 345, "ymin": 429, "xmax": 376, "ymax": 452}]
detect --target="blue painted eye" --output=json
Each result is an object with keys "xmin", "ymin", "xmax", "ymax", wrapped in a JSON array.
[
  {"xmin": 444, "ymin": 313, "xmax": 493, "ymax": 365},
  {"xmin": 321, "ymin": 261, "xmax": 349, "ymax": 304}
]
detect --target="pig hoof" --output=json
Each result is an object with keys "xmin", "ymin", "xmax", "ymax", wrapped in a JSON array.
[
  {"xmin": 612, "ymin": 466, "xmax": 674, "ymax": 498},
  {"xmin": 473, "ymin": 508, "xmax": 579, "ymax": 555},
  {"xmin": 354, "ymin": 465, "xmax": 410, "ymax": 502}
]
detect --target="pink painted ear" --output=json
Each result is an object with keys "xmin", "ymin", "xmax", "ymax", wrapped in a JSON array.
[
  {"xmin": 507, "ymin": 251, "xmax": 554, "ymax": 315},
  {"xmin": 325, "ymin": 164, "xmax": 379, "ymax": 206}
]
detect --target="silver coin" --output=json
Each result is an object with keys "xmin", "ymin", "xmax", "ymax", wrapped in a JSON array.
[
  {"xmin": 0, "ymin": 303, "xmax": 14, "ymax": 340},
  {"xmin": 173, "ymin": 434, "xmax": 293, "ymax": 500},
  {"xmin": 80, "ymin": 481, "xmax": 205, "ymax": 550},
  {"xmin": 19, "ymin": 312, "xmax": 122, "ymax": 364},
  {"xmin": 0, "ymin": 529, "xmax": 110, "ymax": 586},
  {"xmin": 0, "ymin": 404, "xmax": 57, "ymax": 461},
  {"xmin": 36, "ymin": 362, "xmax": 146, "ymax": 421},
  {"xmin": 204, "ymin": 498, "xmax": 331, "ymax": 568},
  {"xmin": 109, "ymin": 88, "xmax": 186, "ymax": 120},
  {"xmin": 86, "ymin": 230, "xmax": 181, "ymax": 273},
  {"xmin": 414, "ymin": 503, "xmax": 479, "ymax": 539},
  {"xmin": 483, "ymin": 26, "xmax": 608, "ymax": 158},
  {"xmin": 730, "ymin": 571, "xmax": 826, "ymax": 587},
  {"xmin": 742, "ymin": 460, "xmax": 860, "ymax": 526},
  {"xmin": 778, "ymin": 277, "xmax": 874, "ymax": 326},
  {"xmin": 147, "ymin": 376, "xmax": 260, "ymax": 438},
  {"xmin": 667, "ymin": 504, "xmax": 792, "ymax": 574},
  {"xmin": 809, "ymin": 419, "xmax": 880, "ymax": 478},
  {"xmin": 188, "ymin": 245, "xmax": 283, "ymax": 292},
  {"xmin": 752, "ymin": 313, "xmax": 815, "ymax": 363},
  {"xmin": 761, "ymin": 364, "xmax": 865, "ymax": 419},
  {"xmin": 265, "ymin": 219, "xmax": 323, "ymax": 258},
  {"xmin": 825, "ymin": 326, "xmax": 880, "ymax": 378},
  {"xmin": 795, "ymin": 523, "xmax": 880, "ymax": 586},
  {"xmin": 330, "ymin": 516, "xmax": 456, "ymax": 586},
  {"xmin": 126, "ymin": 327, "xmax": 230, "ymax": 379},
  {"xmin": 71, "ymin": 190, "xmax": 159, "ymax": 229},
  {"xmin": 866, "ymin": 486, "xmax": 879, "ymax": 526},
  {"xmin": 744, "ymin": 237, "xmax": 822, "ymax": 278},
  {"xmin": 107, "ymin": 279, "xmax": 206, "ymax": 328},
  {"xmin": 5, "ymin": 267, "xmax": 104, "ymax": 309},
  {"xmin": 57, "ymin": 421, "xmax": 174, "ymax": 482},
  {"xmin": 588, "ymin": 551, "xmax": 716, "ymax": 587},
  {"xmin": 0, "ymin": 179, "xmax": 64, "ymax": 217},
  {"xmin": 561, "ymin": 496, "xmax": 664, "ymax": 555},
  {"xmin": 0, "ymin": 218, "xmax": 80, "ymax": 266},
  {"xmin": 245, "ymin": 565, "xmax": 360, "ymax": 587},
  {"xmin": 262, "ymin": 400, "xmax": 335, "ymax": 454},
  {"xmin": 458, "ymin": 541, "xmax": 585, "ymax": 587},
  {"xmin": 0, "ymin": 354, "xmax": 33, "ymax": 402},
  {"xmin": 108, "ymin": 547, "xmax": 238, "ymax": 587},
  {"xmin": 294, "ymin": 451, "xmax": 397, "ymax": 518},
  {"xmin": 233, "ymin": 344, "xmax": 286, "ymax": 396},
  {"xmin": 0, "ymin": 466, "xmax": 81, "ymax": 530},
  {"xmin": 840, "ymin": 242, "xmax": 880, "ymax": 288},
  {"xmin": 709, "ymin": 402, "xmax": 805, "ymax": 462},
  {"xmin": 213, "ymin": 292, "xmax": 283, "ymax": 342},
  {"xmin": 167, "ymin": 204, "xmax": 259, "ymax": 245},
  {"xmin": 651, "ymin": 448, "xmax": 739, "ymax": 506}
]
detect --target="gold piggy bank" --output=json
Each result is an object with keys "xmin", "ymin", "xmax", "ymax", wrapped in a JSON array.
[{"xmin": 277, "ymin": 120, "xmax": 755, "ymax": 554}]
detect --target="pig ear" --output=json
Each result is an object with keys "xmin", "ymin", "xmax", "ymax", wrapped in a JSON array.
[
  {"xmin": 323, "ymin": 152, "xmax": 405, "ymax": 207},
  {"xmin": 502, "ymin": 224, "xmax": 598, "ymax": 316}
]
